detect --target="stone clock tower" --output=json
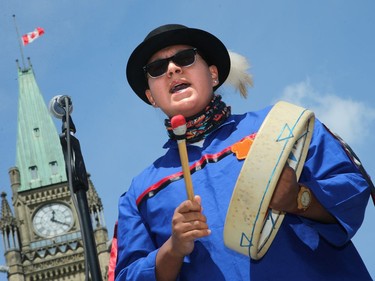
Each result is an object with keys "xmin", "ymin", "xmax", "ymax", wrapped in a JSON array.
[{"xmin": 0, "ymin": 59, "xmax": 110, "ymax": 280}]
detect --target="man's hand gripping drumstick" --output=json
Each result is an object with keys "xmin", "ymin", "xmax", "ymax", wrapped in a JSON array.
[
  {"xmin": 155, "ymin": 115, "xmax": 209, "ymax": 280},
  {"xmin": 171, "ymin": 114, "xmax": 195, "ymax": 201}
]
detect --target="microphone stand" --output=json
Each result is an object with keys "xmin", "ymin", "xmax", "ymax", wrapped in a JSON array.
[{"xmin": 58, "ymin": 97, "xmax": 103, "ymax": 281}]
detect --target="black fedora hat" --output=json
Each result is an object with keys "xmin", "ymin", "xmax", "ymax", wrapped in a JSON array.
[{"xmin": 126, "ymin": 24, "xmax": 231, "ymax": 104}]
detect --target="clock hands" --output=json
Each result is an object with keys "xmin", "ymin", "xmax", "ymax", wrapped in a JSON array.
[
  {"xmin": 50, "ymin": 210, "xmax": 71, "ymax": 227},
  {"xmin": 52, "ymin": 219, "xmax": 71, "ymax": 227}
]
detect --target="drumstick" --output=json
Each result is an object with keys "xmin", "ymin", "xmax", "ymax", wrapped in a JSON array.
[{"xmin": 171, "ymin": 115, "xmax": 195, "ymax": 201}]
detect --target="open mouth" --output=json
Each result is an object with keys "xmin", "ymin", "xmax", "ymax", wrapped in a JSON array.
[{"xmin": 170, "ymin": 83, "xmax": 191, "ymax": 94}]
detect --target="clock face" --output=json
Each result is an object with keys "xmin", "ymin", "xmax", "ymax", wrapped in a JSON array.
[{"xmin": 33, "ymin": 202, "xmax": 74, "ymax": 238}]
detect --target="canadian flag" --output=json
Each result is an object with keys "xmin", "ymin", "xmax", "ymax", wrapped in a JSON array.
[{"xmin": 22, "ymin": 27, "xmax": 45, "ymax": 46}]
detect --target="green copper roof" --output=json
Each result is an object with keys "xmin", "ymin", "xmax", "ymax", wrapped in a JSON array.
[{"xmin": 16, "ymin": 66, "xmax": 67, "ymax": 192}]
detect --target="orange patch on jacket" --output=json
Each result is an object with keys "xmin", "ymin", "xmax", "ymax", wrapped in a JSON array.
[{"xmin": 231, "ymin": 137, "xmax": 254, "ymax": 160}]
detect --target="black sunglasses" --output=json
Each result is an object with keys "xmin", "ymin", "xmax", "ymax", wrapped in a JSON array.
[{"xmin": 143, "ymin": 48, "xmax": 198, "ymax": 78}]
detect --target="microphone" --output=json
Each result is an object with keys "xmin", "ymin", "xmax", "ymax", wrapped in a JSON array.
[{"xmin": 49, "ymin": 95, "xmax": 73, "ymax": 119}]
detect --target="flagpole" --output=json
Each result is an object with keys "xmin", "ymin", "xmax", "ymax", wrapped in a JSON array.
[{"xmin": 12, "ymin": 14, "xmax": 26, "ymax": 69}]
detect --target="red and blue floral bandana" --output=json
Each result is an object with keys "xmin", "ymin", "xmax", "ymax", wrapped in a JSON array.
[{"xmin": 165, "ymin": 95, "xmax": 231, "ymax": 143}]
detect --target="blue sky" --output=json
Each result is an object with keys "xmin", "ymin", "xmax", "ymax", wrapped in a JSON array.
[{"xmin": 0, "ymin": 0, "xmax": 374, "ymax": 278}]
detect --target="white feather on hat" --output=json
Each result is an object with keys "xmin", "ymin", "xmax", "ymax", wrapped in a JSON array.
[{"xmin": 225, "ymin": 51, "xmax": 253, "ymax": 98}]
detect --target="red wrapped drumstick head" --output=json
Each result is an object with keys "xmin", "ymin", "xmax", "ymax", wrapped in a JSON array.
[{"xmin": 171, "ymin": 114, "xmax": 187, "ymax": 138}]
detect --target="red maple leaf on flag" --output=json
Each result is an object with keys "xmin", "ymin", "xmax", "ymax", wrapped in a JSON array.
[{"xmin": 22, "ymin": 27, "xmax": 45, "ymax": 46}]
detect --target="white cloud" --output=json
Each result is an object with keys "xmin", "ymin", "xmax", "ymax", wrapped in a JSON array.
[{"xmin": 277, "ymin": 79, "xmax": 375, "ymax": 146}]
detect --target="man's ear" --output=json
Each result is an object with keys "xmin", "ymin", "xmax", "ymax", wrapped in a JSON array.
[
  {"xmin": 209, "ymin": 65, "xmax": 219, "ymax": 86},
  {"xmin": 145, "ymin": 90, "xmax": 158, "ymax": 107}
]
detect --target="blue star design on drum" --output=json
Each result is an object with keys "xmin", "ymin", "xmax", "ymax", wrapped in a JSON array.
[
  {"xmin": 276, "ymin": 121, "xmax": 311, "ymax": 171},
  {"xmin": 240, "ymin": 232, "xmax": 253, "ymax": 254},
  {"xmin": 288, "ymin": 127, "xmax": 310, "ymax": 170},
  {"xmin": 240, "ymin": 208, "xmax": 277, "ymax": 256},
  {"xmin": 276, "ymin": 123, "xmax": 294, "ymax": 142},
  {"xmin": 263, "ymin": 208, "xmax": 277, "ymax": 228}
]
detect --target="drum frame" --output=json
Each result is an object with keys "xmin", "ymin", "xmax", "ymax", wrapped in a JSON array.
[{"xmin": 224, "ymin": 101, "xmax": 315, "ymax": 260}]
